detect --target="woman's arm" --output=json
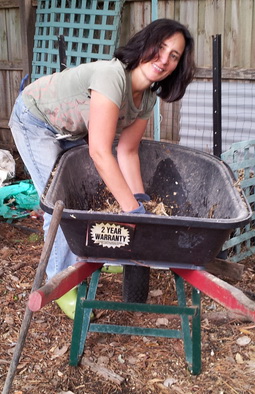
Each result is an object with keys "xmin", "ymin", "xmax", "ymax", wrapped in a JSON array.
[
  {"xmin": 117, "ymin": 117, "xmax": 148, "ymax": 194},
  {"xmin": 88, "ymin": 90, "xmax": 139, "ymax": 212}
]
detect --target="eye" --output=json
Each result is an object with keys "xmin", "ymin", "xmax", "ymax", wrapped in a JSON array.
[{"xmin": 170, "ymin": 53, "xmax": 179, "ymax": 61}]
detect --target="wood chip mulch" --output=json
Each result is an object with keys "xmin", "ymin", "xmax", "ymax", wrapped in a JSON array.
[{"xmin": 0, "ymin": 216, "xmax": 255, "ymax": 394}]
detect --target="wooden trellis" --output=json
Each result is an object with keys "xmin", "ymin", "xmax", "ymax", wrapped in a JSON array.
[{"xmin": 31, "ymin": 0, "xmax": 125, "ymax": 80}]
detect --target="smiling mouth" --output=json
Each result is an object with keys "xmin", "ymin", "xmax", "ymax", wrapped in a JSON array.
[{"xmin": 152, "ymin": 63, "xmax": 164, "ymax": 72}]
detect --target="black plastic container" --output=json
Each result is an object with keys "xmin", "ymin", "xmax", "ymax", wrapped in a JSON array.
[{"xmin": 41, "ymin": 140, "xmax": 252, "ymax": 269}]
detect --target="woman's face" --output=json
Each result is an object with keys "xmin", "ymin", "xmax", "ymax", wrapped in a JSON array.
[{"xmin": 139, "ymin": 32, "xmax": 186, "ymax": 83}]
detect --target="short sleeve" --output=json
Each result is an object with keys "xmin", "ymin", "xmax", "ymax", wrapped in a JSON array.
[{"xmin": 88, "ymin": 60, "xmax": 126, "ymax": 108}]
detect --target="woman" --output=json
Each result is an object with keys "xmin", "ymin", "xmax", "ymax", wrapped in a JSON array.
[{"xmin": 9, "ymin": 18, "xmax": 195, "ymax": 318}]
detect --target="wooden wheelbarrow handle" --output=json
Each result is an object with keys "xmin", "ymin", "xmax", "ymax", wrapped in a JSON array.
[
  {"xmin": 28, "ymin": 261, "xmax": 103, "ymax": 311},
  {"xmin": 2, "ymin": 200, "xmax": 65, "ymax": 394},
  {"xmin": 172, "ymin": 268, "xmax": 255, "ymax": 323}
]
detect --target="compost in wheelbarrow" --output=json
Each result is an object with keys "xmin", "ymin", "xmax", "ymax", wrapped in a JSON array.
[{"xmin": 41, "ymin": 140, "xmax": 252, "ymax": 269}]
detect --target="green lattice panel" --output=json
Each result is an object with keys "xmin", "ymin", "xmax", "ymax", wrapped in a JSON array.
[
  {"xmin": 221, "ymin": 140, "xmax": 255, "ymax": 262},
  {"xmin": 32, "ymin": 0, "xmax": 124, "ymax": 80}
]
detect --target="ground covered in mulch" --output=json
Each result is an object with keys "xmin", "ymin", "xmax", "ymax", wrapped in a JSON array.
[{"xmin": 0, "ymin": 215, "xmax": 255, "ymax": 394}]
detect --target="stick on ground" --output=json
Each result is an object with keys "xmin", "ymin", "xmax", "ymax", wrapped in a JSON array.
[{"xmin": 2, "ymin": 200, "xmax": 65, "ymax": 394}]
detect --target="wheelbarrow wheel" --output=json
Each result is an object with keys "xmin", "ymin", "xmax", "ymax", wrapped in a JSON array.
[{"xmin": 122, "ymin": 265, "xmax": 150, "ymax": 303}]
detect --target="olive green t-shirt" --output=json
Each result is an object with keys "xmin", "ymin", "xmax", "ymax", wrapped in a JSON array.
[{"xmin": 22, "ymin": 59, "xmax": 157, "ymax": 140}]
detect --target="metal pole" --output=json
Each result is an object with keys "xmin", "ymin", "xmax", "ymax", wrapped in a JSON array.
[
  {"xmin": 212, "ymin": 35, "xmax": 222, "ymax": 157},
  {"xmin": 152, "ymin": 0, "xmax": 160, "ymax": 141},
  {"xmin": 58, "ymin": 35, "xmax": 67, "ymax": 71}
]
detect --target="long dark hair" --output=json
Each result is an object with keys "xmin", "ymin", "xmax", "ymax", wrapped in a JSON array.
[{"xmin": 114, "ymin": 18, "xmax": 196, "ymax": 102}]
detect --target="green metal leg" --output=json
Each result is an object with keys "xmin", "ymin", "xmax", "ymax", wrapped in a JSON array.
[
  {"xmin": 70, "ymin": 269, "xmax": 101, "ymax": 366},
  {"xmin": 174, "ymin": 273, "xmax": 192, "ymax": 362},
  {"xmin": 69, "ymin": 281, "xmax": 88, "ymax": 366},
  {"xmin": 69, "ymin": 269, "xmax": 201, "ymax": 374},
  {"xmin": 191, "ymin": 286, "xmax": 201, "ymax": 375},
  {"xmin": 174, "ymin": 272, "xmax": 201, "ymax": 374}
]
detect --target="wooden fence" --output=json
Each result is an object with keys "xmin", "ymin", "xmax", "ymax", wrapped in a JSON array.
[
  {"xmin": 1, "ymin": 0, "xmax": 255, "ymax": 150},
  {"xmin": 0, "ymin": 0, "xmax": 35, "ymax": 150}
]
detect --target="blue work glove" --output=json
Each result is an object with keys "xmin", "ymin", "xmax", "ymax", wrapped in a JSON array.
[
  {"xmin": 134, "ymin": 193, "xmax": 151, "ymax": 202},
  {"xmin": 128, "ymin": 201, "xmax": 146, "ymax": 214}
]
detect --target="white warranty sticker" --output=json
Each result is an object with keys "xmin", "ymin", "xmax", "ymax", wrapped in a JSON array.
[{"xmin": 89, "ymin": 222, "xmax": 132, "ymax": 249}]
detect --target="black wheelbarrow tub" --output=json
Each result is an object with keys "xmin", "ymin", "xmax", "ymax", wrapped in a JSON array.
[{"xmin": 41, "ymin": 140, "xmax": 252, "ymax": 268}]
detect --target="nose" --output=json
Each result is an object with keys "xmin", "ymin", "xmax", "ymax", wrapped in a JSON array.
[{"xmin": 159, "ymin": 51, "xmax": 169, "ymax": 65}]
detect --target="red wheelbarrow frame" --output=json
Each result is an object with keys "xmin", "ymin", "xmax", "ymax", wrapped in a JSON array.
[
  {"xmin": 27, "ymin": 258, "xmax": 255, "ymax": 376},
  {"xmin": 28, "ymin": 259, "xmax": 255, "ymax": 322}
]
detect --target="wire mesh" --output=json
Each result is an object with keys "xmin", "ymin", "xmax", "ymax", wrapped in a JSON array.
[
  {"xmin": 148, "ymin": 80, "xmax": 255, "ymax": 153},
  {"xmin": 177, "ymin": 79, "xmax": 255, "ymax": 154}
]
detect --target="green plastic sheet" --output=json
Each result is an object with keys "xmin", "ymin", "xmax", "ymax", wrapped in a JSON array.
[{"xmin": 0, "ymin": 180, "xmax": 40, "ymax": 219}]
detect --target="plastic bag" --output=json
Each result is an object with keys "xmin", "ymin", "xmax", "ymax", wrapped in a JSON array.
[
  {"xmin": 0, "ymin": 149, "xmax": 15, "ymax": 186},
  {"xmin": 0, "ymin": 179, "xmax": 40, "ymax": 219}
]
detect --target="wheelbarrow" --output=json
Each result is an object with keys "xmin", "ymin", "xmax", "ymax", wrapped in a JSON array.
[
  {"xmin": 39, "ymin": 139, "xmax": 254, "ymax": 304},
  {"xmin": 35, "ymin": 140, "xmax": 254, "ymax": 367},
  {"xmin": 3, "ymin": 140, "xmax": 255, "ymax": 392}
]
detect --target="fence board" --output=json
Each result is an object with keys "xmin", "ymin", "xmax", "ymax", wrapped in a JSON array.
[
  {"xmin": 179, "ymin": 0, "xmax": 198, "ymax": 35},
  {"xmin": 173, "ymin": 0, "xmax": 180, "ymax": 20},
  {"xmin": 251, "ymin": 2, "xmax": 255, "ymax": 66},
  {"xmin": 0, "ymin": 1, "xmax": 22, "ymax": 150},
  {"xmin": 158, "ymin": 0, "xmax": 174, "ymax": 19},
  {"xmin": 203, "ymin": 0, "xmax": 224, "ymax": 67},
  {"xmin": 9, "ymin": 69, "xmax": 21, "ymax": 103},
  {"xmin": 0, "ymin": 70, "xmax": 10, "ymax": 118},
  {"xmin": 229, "ymin": 0, "xmax": 240, "ymax": 68},
  {"xmin": 6, "ymin": 7, "xmax": 22, "ymax": 61},
  {"xmin": 212, "ymin": 0, "xmax": 225, "ymax": 36},
  {"xmin": 0, "ymin": 10, "xmax": 8, "ymax": 60},
  {"xmin": 0, "ymin": 0, "xmax": 19, "ymax": 8},
  {"xmin": 223, "ymin": 0, "xmax": 232, "ymax": 68},
  {"xmin": 238, "ymin": 0, "xmax": 253, "ymax": 68},
  {"xmin": 20, "ymin": 0, "xmax": 36, "ymax": 78}
]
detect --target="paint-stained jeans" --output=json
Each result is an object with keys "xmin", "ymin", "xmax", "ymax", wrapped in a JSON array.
[{"xmin": 9, "ymin": 94, "xmax": 85, "ymax": 279}]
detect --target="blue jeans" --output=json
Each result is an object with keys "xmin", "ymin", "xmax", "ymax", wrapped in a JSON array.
[{"xmin": 9, "ymin": 94, "xmax": 85, "ymax": 279}]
